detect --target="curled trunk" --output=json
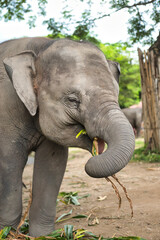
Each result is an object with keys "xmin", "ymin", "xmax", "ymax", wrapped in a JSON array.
[{"xmin": 85, "ymin": 108, "xmax": 135, "ymax": 178}]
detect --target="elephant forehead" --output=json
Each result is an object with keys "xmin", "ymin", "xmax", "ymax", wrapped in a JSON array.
[
  {"xmin": 39, "ymin": 41, "xmax": 117, "ymax": 93},
  {"xmin": 56, "ymin": 45, "xmax": 105, "ymax": 61},
  {"xmin": 45, "ymin": 51, "xmax": 110, "ymax": 83},
  {"xmin": 43, "ymin": 41, "xmax": 107, "ymax": 68},
  {"xmin": 48, "ymin": 67, "xmax": 112, "ymax": 92},
  {"xmin": 46, "ymin": 39, "xmax": 104, "ymax": 56}
]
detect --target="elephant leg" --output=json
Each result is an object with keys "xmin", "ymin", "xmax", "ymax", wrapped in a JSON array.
[
  {"xmin": 29, "ymin": 139, "xmax": 68, "ymax": 237},
  {"xmin": 0, "ymin": 142, "xmax": 28, "ymax": 229},
  {"xmin": 136, "ymin": 120, "xmax": 141, "ymax": 137},
  {"xmin": 136, "ymin": 125, "xmax": 141, "ymax": 137}
]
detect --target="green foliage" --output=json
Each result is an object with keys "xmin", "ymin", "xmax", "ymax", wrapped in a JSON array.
[
  {"xmin": 57, "ymin": 191, "xmax": 81, "ymax": 205},
  {"xmin": 0, "ymin": 224, "xmax": 147, "ymax": 240},
  {"xmin": 0, "ymin": 226, "xmax": 11, "ymax": 239},
  {"xmin": 43, "ymin": 1, "xmax": 97, "ymax": 39},
  {"xmin": 44, "ymin": 0, "xmax": 159, "ymax": 45},
  {"xmin": 64, "ymin": 225, "xmax": 74, "ymax": 240},
  {"xmin": 128, "ymin": 9, "xmax": 154, "ymax": 45},
  {"xmin": 119, "ymin": 63, "xmax": 141, "ymax": 108},
  {"xmin": 56, "ymin": 210, "xmax": 73, "ymax": 223},
  {"xmin": 131, "ymin": 138, "xmax": 160, "ymax": 162},
  {"xmin": 0, "ymin": 0, "xmax": 47, "ymax": 28},
  {"xmin": 0, "ymin": 0, "xmax": 31, "ymax": 21},
  {"xmin": 132, "ymin": 146, "xmax": 160, "ymax": 163},
  {"xmin": 57, "ymin": 191, "xmax": 89, "ymax": 206},
  {"xmin": 56, "ymin": 210, "xmax": 87, "ymax": 223},
  {"xmin": 0, "ymin": 0, "xmax": 159, "ymax": 44},
  {"xmin": 109, "ymin": 0, "xmax": 160, "ymax": 45},
  {"xmin": 19, "ymin": 220, "xmax": 29, "ymax": 234}
]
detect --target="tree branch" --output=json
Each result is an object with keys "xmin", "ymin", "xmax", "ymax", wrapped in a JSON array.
[
  {"xmin": 113, "ymin": 0, "xmax": 156, "ymax": 11},
  {"xmin": 90, "ymin": 0, "xmax": 156, "ymax": 22}
]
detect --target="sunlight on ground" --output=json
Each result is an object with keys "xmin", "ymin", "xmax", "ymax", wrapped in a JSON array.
[{"xmin": 135, "ymin": 137, "xmax": 144, "ymax": 149}]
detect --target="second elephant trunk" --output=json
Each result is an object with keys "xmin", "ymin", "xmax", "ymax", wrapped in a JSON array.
[{"xmin": 85, "ymin": 107, "xmax": 135, "ymax": 178}]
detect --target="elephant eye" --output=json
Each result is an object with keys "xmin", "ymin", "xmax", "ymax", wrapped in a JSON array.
[{"xmin": 67, "ymin": 95, "xmax": 81, "ymax": 109}]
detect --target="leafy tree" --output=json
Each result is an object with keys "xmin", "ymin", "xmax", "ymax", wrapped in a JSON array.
[
  {"xmin": 109, "ymin": 0, "xmax": 160, "ymax": 45},
  {"xmin": 0, "ymin": 0, "xmax": 159, "ymax": 44},
  {"xmin": 45, "ymin": 0, "xmax": 159, "ymax": 45},
  {"xmin": 0, "ymin": 0, "xmax": 47, "ymax": 28}
]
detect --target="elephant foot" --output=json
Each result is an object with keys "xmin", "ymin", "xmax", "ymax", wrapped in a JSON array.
[
  {"xmin": 0, "ymin": 214, "xmax": 21, "ymax": 230},
  {"xmin": 29, "ymin": 220, "xmax": 55, "ymax": 237}
]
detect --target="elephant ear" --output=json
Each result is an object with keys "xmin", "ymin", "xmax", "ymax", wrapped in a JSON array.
[
  {"xmin": 107, "ymin": 60, "xmax": 121, "ymax": 83},
  {"xmin": 3, "ymin": 51, "xmax": 38, "ymax": 116}
]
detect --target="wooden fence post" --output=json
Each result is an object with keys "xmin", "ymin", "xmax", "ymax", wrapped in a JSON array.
[{"xmin": 138, "ymin": 48, "xmax": 160, "ymax": 151}]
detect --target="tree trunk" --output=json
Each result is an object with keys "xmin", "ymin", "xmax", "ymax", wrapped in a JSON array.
[{"xmin": 138, "ymin": 47, "xmax": 160, "ymax": 151}]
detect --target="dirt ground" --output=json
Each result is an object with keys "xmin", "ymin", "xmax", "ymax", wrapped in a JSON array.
[{"xmin": 23, "ymin": 148, "xmax": 160, "ymax": 240}]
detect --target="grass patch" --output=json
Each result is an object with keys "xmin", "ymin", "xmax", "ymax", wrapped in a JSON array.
[
  {"xmin": 132, "ymin": 146, "xmax": 160, "ymax": 162},
  {"xmin": 132, "ymin": 138, "xmax": 160, "ymax": 162}
]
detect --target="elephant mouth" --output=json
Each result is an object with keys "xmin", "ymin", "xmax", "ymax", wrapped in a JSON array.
[
  {"xmin": 76, "ymin": 128, "xmax": 105, "ymax": 154},
  {"xmin": 92, "ymin": 137, "xmax": 105, "ymax": 155}
]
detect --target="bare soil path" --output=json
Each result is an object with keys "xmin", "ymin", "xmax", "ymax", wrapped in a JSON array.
[{"xmin": 23, "ymin": 148, "xmax": 160, "ymax": 240}]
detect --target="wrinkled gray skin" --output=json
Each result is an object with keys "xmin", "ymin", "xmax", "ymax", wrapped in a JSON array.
[
  {"xmin": 122, "ymin": 107, "xmax": 142, "ymax": 137},
  {"xmin": 0, "ymin": 37, "xmax": 135, "ymax": 237}
]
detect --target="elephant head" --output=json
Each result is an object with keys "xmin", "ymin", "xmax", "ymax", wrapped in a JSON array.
[{"xmin": 3, "ymin": 39, "xmax": 135, "ymax": 178}]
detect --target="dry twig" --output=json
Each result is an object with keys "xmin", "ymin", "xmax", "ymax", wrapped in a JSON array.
[
  {"xmin": 112, "ymin": 174, "xmax": 133, "ymax": 217},
  {"xmin": 105, "ymin": 177, "xmax": 122, "ymax": 209}
]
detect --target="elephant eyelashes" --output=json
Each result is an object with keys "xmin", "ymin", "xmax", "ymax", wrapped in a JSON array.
[
  {"xmin": 68, "ymin": 98, "xmax": 80, "ymax": 108},
  {"xmin": 67, "ymin": 95, "xmax": 81, "ymax": 109}
]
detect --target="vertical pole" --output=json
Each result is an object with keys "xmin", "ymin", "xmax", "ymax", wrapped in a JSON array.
[{"xmin": 138, "ymin": 48, "xmax": 160, "ymax": 151}]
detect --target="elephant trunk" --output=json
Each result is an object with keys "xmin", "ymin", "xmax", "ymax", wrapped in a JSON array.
[{"xmin": 85, "ymin": 106, "xmax": 135, "ymax": 178}]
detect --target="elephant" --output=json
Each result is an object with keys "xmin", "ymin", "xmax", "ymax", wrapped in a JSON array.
[
  {"xmin": 0, "ymin": 37, "xmax": 135, "ymax": 237},
  {"xmin": 122, "ymin": 107, "xmax": 142, "ymax": 137}
]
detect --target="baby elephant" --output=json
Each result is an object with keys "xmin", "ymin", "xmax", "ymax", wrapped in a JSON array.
[
  {"xmin": 0, "ymin": 37, "xmax": 135, "ymax": 237},
  {"xmin": 122, "ymin": 107, "xmax": 142, "ymax": 137}
]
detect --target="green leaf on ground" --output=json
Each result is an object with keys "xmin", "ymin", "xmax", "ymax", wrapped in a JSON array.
[
  {"xmin": 0, "ymin": 225, "xmax": 147, "ymax": 240},
  {"xmin": 72, "ymin": 214, "xmax": 88, "ymax": 219},
  {"xmin": 58, "ymin": 192, "xmax": 80, "ymax": 205},
  {"xmin": 20, "ymin": 220, "xmax": 29, "ymax": 234},
  {"xmin": 56, "ymin": 211, "xmax": 87, "ymax": 223},
  {"xmin": 0, "ymin": 226, "xmax": 11, "ymax": 239},
  {"xmin": 56, "ymin": 210, "xmax": 73, "ymax": 223},
  {"xmin": 64, "ymin": 225, "xmax": 74, "ymax": 240}
]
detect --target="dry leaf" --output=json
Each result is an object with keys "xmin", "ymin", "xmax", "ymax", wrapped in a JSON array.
[
  {"xmin": 147, "ymin": 167, "xmax": 160, "ymax": 171},
  {"xmin": 97, "ymin": 196, "xmax": 107, "ymax": 201}
]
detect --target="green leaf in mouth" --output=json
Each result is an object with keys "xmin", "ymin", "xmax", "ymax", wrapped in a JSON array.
[
  {"xmin": 92, "ymin": 138, "xmax": 98, "ymax": 156},
  {"xmin": 76, "ymin": 129, "xmax": 87, "ymax": 139}
]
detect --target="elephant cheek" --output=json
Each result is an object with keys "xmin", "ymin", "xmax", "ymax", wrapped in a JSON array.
[{"xmin": 38, "ymin": 107, "xmax": 57, "ymax": 140}]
